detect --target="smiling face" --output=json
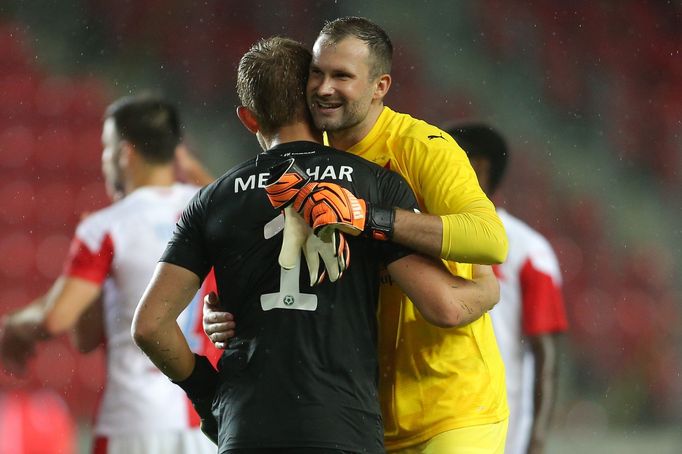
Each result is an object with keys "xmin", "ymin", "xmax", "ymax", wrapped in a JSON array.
[{"xmin": 307, "ymin": 36, "xmax": 382, "ymax": 139}]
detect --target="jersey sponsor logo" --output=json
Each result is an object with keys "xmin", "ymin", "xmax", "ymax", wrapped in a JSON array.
[{"xmin": 234, "ymin": 165, "xmax": 354, "ymax": 192}]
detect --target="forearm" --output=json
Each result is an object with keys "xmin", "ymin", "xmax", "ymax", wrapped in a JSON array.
[
  {"xmin": 389, "ymin": 257, "xmax": 499, "ymax": 328},
  {"xmin": 70, "ymin": 299, "xmax": 104, "ymax": 353},
  {"xmin": 7, "ymin": 297, "xmax": 51, "ymax": 342},
  {"xmin": 392, "ymin": 208, "xmax": 508, "ymax": 265},
  {"xmin": 529, "ymin": 334, "xmax": 560, "ymax": 452},
  {"xmin": 440, "ymin": 208, "xmax": 508, "ymax": 264},
  {"xmin": 132, "ymin": 262, "xmax": 202, "ymax": 381},
  {"xmin": 134, "ymin": 321, "xmax": 196, "ymax": 381},
  {"xmin": 43, "ymin": 277, "xmax": 102, "ymax": 336},
  {"xmin": 175, "ymin": 144, "xmax": 214, "ymax": 187},
  {"xmin": 438, "ymin": 264, "xmax": 499, "ymax": 327},
  {"xmin": 392, "ymin": 209, "xmax": 443, "ymax": 259}
]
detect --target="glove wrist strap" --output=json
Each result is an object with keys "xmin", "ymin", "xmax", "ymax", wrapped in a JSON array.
[
  {"xmin": 173, "ymin": 354, "xmax": 219, "ymax": 399},
  {"xmin": 364, "ymin": 204, "xmax": 395, "ymax": 241}
]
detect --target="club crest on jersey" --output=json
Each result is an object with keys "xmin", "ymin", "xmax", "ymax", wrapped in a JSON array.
[{"xmin": 234, "ymin": 165, "xmax": 354, "ymax": 192}]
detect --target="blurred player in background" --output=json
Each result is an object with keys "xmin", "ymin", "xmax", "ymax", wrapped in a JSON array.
[
  {"xmin": 0, "ymin": 95, "xmax": 217, "ymax": 454},
  {"xmin": 447, "ymin": 123, "xmax": 569, "ymax": 454},
  {"xmin": 133, "ymin": 36, "xmax": 500, "ymax": 454}
]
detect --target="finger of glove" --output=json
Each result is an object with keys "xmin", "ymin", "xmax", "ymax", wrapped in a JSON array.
[
  {"xmin": 302, "ymin": 234, "xmax": 322, "ymax": 287},
  {"xmin": 304, "ymin": 187, "xmax": 366, "ymax": 235},
  {"xmin": 279, "ymin": 207, "xmax": 309, "ymax": 269},
  {"xmin": 298, "ymin": 183, "xmax": 350, "ymax": 224},
  {"xmin": 264, "ymin": 159, "xmax": 311, "ymax": 209},
  {"xmin": 316, "ymin": 269, "xmax": 327, "ymax": 286},
  {"xmin": 313, "ymin": 234, "xmax": 342, "ymax": 282},
  {"xmin": 332, "ymin": 230, "xmax": 351, "ymax": 280},
  {"xmin": 291, "ymin": 181, "xmax": 318, "ymax": 212}
]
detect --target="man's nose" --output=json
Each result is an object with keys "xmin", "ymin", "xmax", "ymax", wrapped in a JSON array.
[{"xmin": 315, "ymin": 76, "xmax": 334, "ymax": 96}]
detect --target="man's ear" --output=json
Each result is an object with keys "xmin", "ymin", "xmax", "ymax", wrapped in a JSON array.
[
  {"xmin": 236, "ymin": 106, "xmax": 260, "ymax": 134},
  {"xmin": 119, "ymin": 141, "xmax": 134, "ymax": 169},
  {"xmin": 373, "ymin": 74, "xmax": 392, "ymax": 101}
]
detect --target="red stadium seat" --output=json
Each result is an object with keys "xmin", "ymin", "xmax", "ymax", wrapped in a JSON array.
[
  {"xmin": 33, "ymin": 182, "xmax": 76, "ymax": 227},
  {"xmin": 0, "ymin": 126, "xmax": 36, "ymax": 169},
  {"xmin": 0, "ymin": 74, "xmax": 39, "ymax": 120},
  {"xmin": 34, "ymin": 233, "xmax": 72, "ymax": 279},
  {"xmin": 0, "ymin": 231, "xmax": 35, "ymax": 279},
  {"xmin": 0, "ymin": 178, "xmax": 36, "ymax": 225},
  {"xmin": 33, "ymin": 129, "xmax": 76, "ymax": 171}
]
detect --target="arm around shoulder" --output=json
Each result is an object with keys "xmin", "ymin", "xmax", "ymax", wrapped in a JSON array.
[
  {"xmin": 387, "ymin": 254, "xmax": 499, "ymax": 328},
  {"xmin": 392, "ymin": 208, "xmax": 508, "ymax": 265}
]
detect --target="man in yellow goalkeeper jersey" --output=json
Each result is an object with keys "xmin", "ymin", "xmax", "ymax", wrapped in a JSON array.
[
  {"xmin": 204, "ymin": 16, "xmax": 510, "ymax": 454},
  {"xmin": 304, "ymin": 17, "xmax": 509, "ymax": 454}
]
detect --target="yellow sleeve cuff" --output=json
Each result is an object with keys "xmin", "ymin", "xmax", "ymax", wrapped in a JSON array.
[{"xmin": 440, "ymin": 212, "xmax": 508, "ymax": 264}]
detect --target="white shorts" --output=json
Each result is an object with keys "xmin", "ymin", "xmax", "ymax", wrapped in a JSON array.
[{"xmin": 92, "ymin": 429, "xmax": 216, "ymax": 454}]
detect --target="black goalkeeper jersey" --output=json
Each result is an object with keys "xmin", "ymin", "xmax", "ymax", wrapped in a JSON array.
[{"xmin": 161, "ymin": 141, "xmax": 418, "ymax": 453}]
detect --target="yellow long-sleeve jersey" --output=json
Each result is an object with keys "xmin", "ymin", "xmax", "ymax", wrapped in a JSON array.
[{"xmin": 347, "ymin": 107, "xmax": 509, "ymax": 450}]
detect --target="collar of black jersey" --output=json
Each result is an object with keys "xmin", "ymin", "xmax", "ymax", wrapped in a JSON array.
[{"xmin": 262, "ymin": 141, "xmax": 322, "ymax": 156}]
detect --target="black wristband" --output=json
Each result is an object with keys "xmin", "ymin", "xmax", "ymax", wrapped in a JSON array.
[
  {"xmin": 364, "ymin": 203, "xmax": 395, "ymax": 241},
  {"xmin": 172, "ymin": 354, "xmax": 219, "ymax": 400}
]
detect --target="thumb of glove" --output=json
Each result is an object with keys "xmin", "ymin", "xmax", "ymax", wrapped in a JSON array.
[{"xmin": 279, "ymin": 206, "xmax": 308, "ymax": 270}]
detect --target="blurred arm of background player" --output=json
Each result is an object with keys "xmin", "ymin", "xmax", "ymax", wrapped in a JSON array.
[
  {"xmin": 0, "ymin": 276, "xmax": 102, "ymax": 375},
  {"xmin": 528, "ymin": 334, "xmax": 560, "ymax": 454},
  {"xmin": 71, "ymin": 298, "xmax": 105, "ymax": 353},
  {"xmin": 203, "ymin": 262, "xmax": 499, "ymax": 349},
  {"xmin": 175, "ymin": 143, "xmax": 215, "ymax": 187}
]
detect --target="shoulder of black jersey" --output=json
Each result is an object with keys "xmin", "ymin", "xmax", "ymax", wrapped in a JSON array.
[{"xmin": 206, "ymin": 157, "xmax": 259, "ymax": 188}]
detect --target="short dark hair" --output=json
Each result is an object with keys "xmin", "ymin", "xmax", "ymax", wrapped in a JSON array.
[
  {"xmin": 236, "ymin": 37, "xmax": 311, "ymax": 135},
  {"xmin": 104, "ymin": 95, "xmax": 181, "ymax": 164},
  {"xmin": 319, "ymin": 16, "xmax": 392, "ymax": 79},
  {"xmin": 446, "ymin": 123, "xmax": 509, "ymax": 194}
]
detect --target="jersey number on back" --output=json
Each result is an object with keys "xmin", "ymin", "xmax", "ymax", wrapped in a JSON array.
[{"xmin": 260, "ymin": 215, "xmax": 318, "ymax": 311}]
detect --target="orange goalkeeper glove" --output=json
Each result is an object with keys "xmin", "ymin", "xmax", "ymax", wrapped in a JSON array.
[
  {"xmin": 265, "ymin": 159, "xmax": 350, "ymax": 285},
  {"xmin": 265, "ymin": 158, "xmax": 395, "ymax": 241}
]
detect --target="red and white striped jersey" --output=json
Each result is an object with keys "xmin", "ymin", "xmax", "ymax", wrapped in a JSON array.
[
  {"xmin": 491, "ymin": 209, "xmax": 568, "ymax": 454},
  {"xmin": 63, "ymin": 184, "xmax": 208, "ymax": 436}
]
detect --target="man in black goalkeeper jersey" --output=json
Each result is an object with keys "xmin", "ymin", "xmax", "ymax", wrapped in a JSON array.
[{"xmin": 132, "ymin": 37, "xmax": 499, "ymax": 454}]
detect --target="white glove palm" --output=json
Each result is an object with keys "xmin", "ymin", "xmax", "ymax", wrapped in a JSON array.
[{"xmin": 279, "ymin": 206, "xmax": 349, "ymax": 286}]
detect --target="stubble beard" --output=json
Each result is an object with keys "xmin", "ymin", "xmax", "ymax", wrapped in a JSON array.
[{"xmin": 312, "ymin": 101, "xmax": 365, "ymax": 135}]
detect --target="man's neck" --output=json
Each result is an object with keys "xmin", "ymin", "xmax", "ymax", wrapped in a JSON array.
[
  {"xmin": 125, "ymin": 164, "xmax": 176, "ymax": 194},
  {"xmin": 266, "ymin": 122, "xmax": 323, "ymax": 149},
  {"xmin": 328, "ymin": 103, "xmax": 384, "ymax": 151}
]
